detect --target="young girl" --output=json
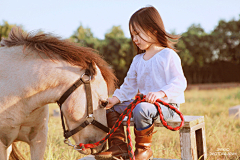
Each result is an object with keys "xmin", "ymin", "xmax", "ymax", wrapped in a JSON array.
[{"xmin": 95, "ymin": 6, "xmax": 187, "ymax": 160}]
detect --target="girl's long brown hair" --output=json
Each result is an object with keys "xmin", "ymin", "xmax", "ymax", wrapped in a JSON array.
[{"xmin": 129, "ymin": 6, "xmax": 180, "ymax": 54}]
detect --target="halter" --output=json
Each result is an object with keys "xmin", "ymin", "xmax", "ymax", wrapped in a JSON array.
[{"xmin": 57, "ymin": 72, "xmax": 110, "ymax": 150}]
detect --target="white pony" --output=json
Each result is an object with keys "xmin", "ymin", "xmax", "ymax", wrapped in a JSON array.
[{"xmin": 0, "ymin": 28, "xmax": 117, "ymax": 160}]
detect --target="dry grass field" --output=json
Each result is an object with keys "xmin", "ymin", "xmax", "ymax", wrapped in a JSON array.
[{"xmin": 15, "ymin": 85, "xmax": 240, "ymax": 160}]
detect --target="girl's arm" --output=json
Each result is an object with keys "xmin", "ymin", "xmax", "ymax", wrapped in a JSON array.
[
  {"xmin": 160, "ymin": 50, "xmax": 187, "ymax": 101},
  {"xmin": 112, "ymin": 55, "xmax": 139, "ymax": 103}
]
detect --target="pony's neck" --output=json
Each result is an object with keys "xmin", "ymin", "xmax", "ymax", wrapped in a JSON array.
[{"xmin": 26, "ymin": 62, "xmax": 83, "ymax": 110}]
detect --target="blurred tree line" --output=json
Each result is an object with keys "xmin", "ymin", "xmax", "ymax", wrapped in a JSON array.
[
  {"xmin": 177, "ymin": 16, "xmax": 240, "ymax": 84},
  {"xmin": 0, "ymin": 21, "xmax": 16, "ymax": 40},
  {"xmin": 1, "ymin": 16, "xmax": 240, "ymax": 85}
]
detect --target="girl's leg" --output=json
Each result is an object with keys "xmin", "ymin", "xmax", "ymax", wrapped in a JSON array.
[
  {"xmin": 132, "ymin": 102, "xmax": 156, "ymax": 160},
  {"xmin": 133, "ymin": 102, "xmax": 179, "ymax": 130},
  {"xmin": 152, "ymin": 103, "xmax": 180, "ymax": 126},
  {"xmin": 132, "ymin": 102, "xmax": 179, "ymax": 160},
  {"xmin": 95, "ymin": 100, "xmax": 133, "ymax": 160}
]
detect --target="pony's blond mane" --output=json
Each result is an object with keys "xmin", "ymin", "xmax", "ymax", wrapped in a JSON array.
[{"xmin": 1, "ymin": 27, "xmax": 117, "ymax": 94}]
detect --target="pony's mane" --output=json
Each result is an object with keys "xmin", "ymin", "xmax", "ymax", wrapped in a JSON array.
[{"xmin": 1, "ymin": 27, "xmax": 117, "ymax": 94}]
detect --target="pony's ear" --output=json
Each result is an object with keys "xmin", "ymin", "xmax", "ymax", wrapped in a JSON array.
[{"xmin": 85, "ymin": 61, "xmax": 97, "ymax": 79}]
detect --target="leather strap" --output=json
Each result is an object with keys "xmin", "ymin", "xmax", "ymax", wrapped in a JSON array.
[
  {"xmin": 91, "ymin": 119, "xmax": 110, "ymax": 133},
  {"xmin": 64, "ymin": 120, "xmax": 90, "ymax": 139},
  {"xmin": 64, "ymin": 119, "xmax": 110, "ymax": 139},
  {"xmin": 84, "ymin": 81, "xmax": 93, "ymax": 115},
  {"xmin": 57, "ymin": 78, "xmax": 84, "ymax": 106}
]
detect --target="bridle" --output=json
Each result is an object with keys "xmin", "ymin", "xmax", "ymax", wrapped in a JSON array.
[{"xmin": 56, "ymin": 72, "xmax": 110, "ymax": 150}]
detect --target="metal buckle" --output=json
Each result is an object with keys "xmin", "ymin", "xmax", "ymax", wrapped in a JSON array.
[
  {"xmin": 81, "ymin": 73, "xmax": 91, "ymax": 82},
  {"xmin": 64, "ymin": 138, "xmax": 83, "ymax": 151},
  {"xmin": 64, "ymin": 139, "xmax": 75, "ymax": 147},
  {"xmin": 88, "ymin": 114, "xmax": 93, "ymax": 118},
  {"xmin": 86, "ymin": 115, "xmax": 94, "ymax": 124}
]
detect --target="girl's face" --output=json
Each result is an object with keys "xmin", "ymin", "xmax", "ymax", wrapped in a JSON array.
[{"xmin": 130, "ymin": 25, "xmax": 157, "ymax": 51}]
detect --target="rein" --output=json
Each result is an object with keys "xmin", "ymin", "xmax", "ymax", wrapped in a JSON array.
[
  {"xmin": 57, "ymin": 73, "xmax": 110, "ymax": 150},
  {"xmin": 78, "ymin": 93, "xmax": 184, "ymax": 160}
]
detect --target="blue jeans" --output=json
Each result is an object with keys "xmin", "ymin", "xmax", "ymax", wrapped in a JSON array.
[{"xmin": 107, "ymin": 100, "xmax": 180, "ymax": 131}]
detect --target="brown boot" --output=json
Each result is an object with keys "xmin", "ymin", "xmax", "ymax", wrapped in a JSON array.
[
  {"xmin": 95, "ymin": 111, "xmax": 128, "ymax": 160},
  {"xmin": 134, "ymin": 124, "xmax": 155, "ymax": 160}
]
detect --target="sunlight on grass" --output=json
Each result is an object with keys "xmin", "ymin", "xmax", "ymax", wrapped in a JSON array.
[{"xmin": 16, "ymin": 87, "xmax": 240, "ymax": 159}]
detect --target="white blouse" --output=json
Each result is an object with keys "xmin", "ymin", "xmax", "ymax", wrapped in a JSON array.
[{"xmin": 113, "ymin": 48, "xmax": 187, "ymax": 104}]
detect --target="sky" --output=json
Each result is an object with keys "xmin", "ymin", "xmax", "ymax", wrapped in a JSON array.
[{"xmin": 1, "ymin": 0, "xmax": 240, "ymax": 40}]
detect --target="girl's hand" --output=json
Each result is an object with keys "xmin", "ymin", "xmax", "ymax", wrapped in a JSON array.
[
  {"xmin": 145, "ymin": 91, "xmax": 166, "ymax": 103},
  {"xmin": 105, "ymin": 96, "xmax": 120, "ymax": 109}
]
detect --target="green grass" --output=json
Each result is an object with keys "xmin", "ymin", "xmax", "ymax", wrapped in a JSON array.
[{"xmin": 16, "ymin": 87, "xmax": 240, "ymax": 160}]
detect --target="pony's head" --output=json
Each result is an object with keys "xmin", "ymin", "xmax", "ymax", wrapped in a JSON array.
[{"xmin": 61, "ymin": 66, "xmax": 110, "ymax": 155}]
